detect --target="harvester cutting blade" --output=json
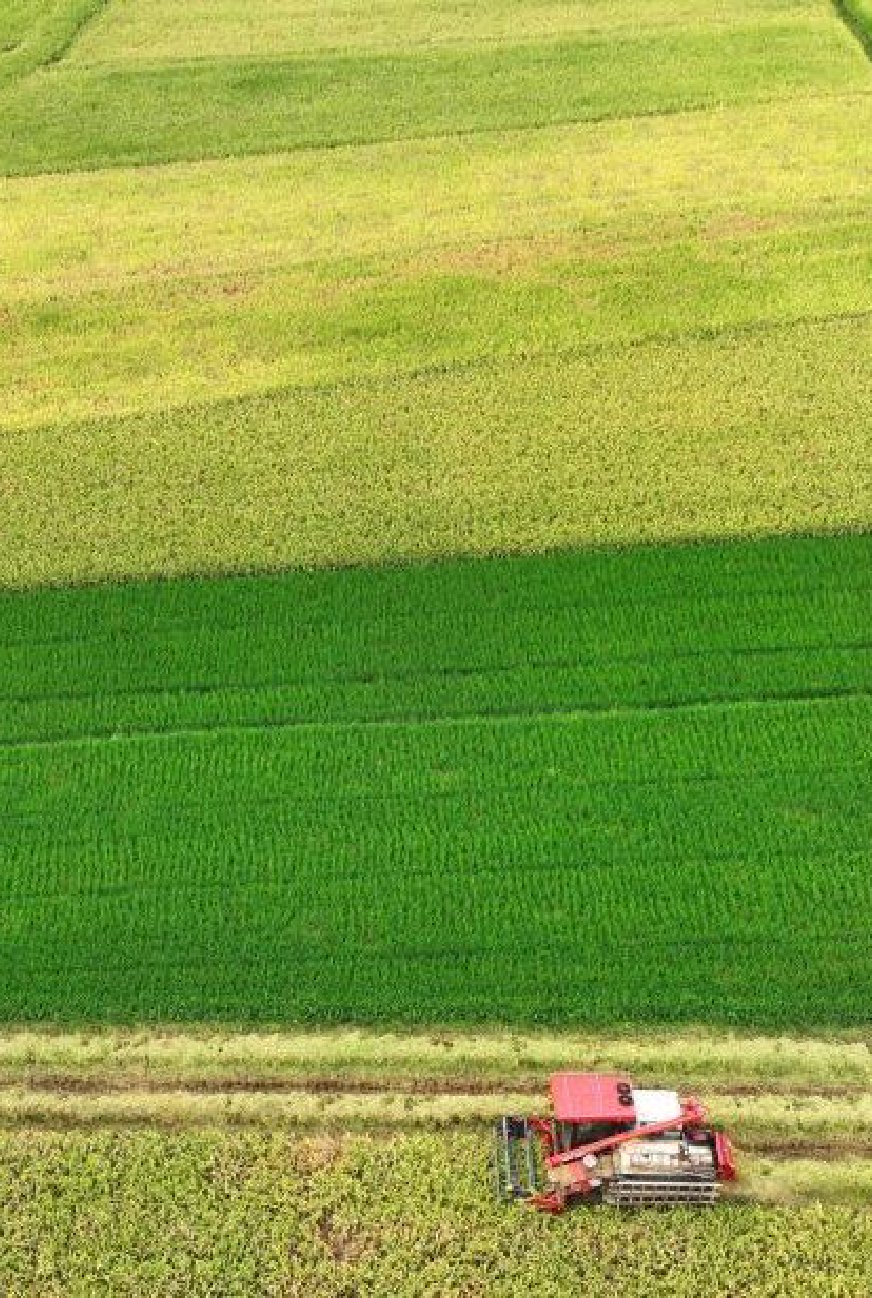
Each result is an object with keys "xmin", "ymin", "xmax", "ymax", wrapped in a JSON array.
[{"xmin": 493, "ymin": 1116, "xmax": 541, "ymax": 1201}]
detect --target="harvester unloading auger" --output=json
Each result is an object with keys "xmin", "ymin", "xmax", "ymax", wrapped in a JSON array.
[{"xmin": 495, "ymin": 1073, "xmax": 736, "ymax": 1211}]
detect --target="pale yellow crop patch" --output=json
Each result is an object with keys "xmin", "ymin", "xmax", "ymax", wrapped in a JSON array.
[
  {"xmin": 0, "ymin": 0, "xmax": 53, "ymax": 47},
  {"xmin": 3, "ymin": 95, "xmax": 871, "ymax": 302},
  {"xmin": 2, "ymin": 95, "xmax": 872, "ymax": 434},
  {"xmin": 2, "ymin": 313, "xmax": 871, "ymax": 587}
]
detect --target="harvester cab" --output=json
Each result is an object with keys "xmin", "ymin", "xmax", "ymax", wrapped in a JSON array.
[{"xmin": 494, "ymin": 1073, "xmax": 736, "ymax": 1212}]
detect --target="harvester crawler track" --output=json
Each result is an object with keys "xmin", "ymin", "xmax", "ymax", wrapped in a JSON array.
[{"xmin": 603, "ymin": 1176, "xmax": 718, "ymax": 1207}]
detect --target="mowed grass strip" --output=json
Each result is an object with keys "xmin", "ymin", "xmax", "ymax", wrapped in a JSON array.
[
  {"xmin": 0, "ymin": 536, "xmax": 869, "ymax": 1027},
  {"xmin": 3, "ymin": 315, "xmax": 871, "ymax": 587},
  {"xmin": 4, "ymin": 1024, "xmax": 872, "ymax": 1090},
  {"xmin": 0, "ymin": 17, "xmax": 866, "ymax": 176},
  {"xmin": 69, "ymin": 0, "xmax": 843, "ymax": 60},
  {"xmin": 0, "ymin": 1132, "xmax": 870, "ymax": 1297}
]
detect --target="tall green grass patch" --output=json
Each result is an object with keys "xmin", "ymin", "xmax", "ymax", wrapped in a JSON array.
[
  {"xmin": 0, "ymin": 0, "xmax": 106, "ymax": 89},
  {"xmin": 0, "ymin": 20, "xmax": 865, "ymax": 176}
]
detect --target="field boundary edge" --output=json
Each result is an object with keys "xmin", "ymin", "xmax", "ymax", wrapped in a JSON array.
[{"xmin": 833, "ymin": 0, "xmax": 872, "ymax": 62}]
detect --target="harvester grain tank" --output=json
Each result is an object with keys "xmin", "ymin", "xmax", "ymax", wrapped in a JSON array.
[{"xmin": 495, "ymin": 1072, "xmax": 736, "ymax": 1211}]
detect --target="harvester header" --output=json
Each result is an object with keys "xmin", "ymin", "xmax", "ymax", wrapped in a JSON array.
[{"xmin": 495, "ymin": 1072, "xmax": 735, "ymax": 1211}]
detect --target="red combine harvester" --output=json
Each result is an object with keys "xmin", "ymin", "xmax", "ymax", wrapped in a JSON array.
[{"xmin": 495, "ymin": 1073, "xmax": 736, "ymax": 1210}]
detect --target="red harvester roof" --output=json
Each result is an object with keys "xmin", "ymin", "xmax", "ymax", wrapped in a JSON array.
[{"xmin": 550, "ymin": 1073, "xmax": 636, "ymax": 1124}]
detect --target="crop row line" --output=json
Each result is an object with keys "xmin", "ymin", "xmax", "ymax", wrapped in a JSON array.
[
  {"xmin": 2, "ymin": 685, "xmax": 867, "ymax": 753},
  {"xmin": 4, "ymin": 639, "xmax": 870, "ymax": 705}
]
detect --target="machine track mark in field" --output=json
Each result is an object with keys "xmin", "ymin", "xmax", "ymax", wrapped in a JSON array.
[
  {"xmin": 6, "ymin": 1073, "xmax": 871, "ymax": 1101},
  {"xmin": 1, "ymin": 684, "xmax": 867, "ymax": 751},
  {"xmin": 0, "ymin": 0, "xmax": 110, "ymax": 90}
]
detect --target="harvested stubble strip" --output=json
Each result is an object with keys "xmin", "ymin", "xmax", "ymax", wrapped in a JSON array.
[
  {"xmin": 1, "ymin": 1084, "xmax": 871, "ymax": 1156},
  {"xmin": 1, "ymin": 1027, "xmax": 872, "ymax": 1090},
  {"xmin": 3, "ymin": 1029, "xmax": 872, "ymax": 1157}
]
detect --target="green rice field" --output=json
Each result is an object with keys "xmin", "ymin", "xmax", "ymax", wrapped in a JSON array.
[
  {"xmin": 1, "ymin": 0, "xmax": 871, "ymax": 1030},
  {"xmin": 3, "ymin": 0, "xmax": 872, "ymax": 1280},
  {"xmin": 2, "ymin": 533, "xmax": 869, "ymax": 1025},
  {"xmin": 2, "ymin": 1, "xmax": 865, "ymax": 175}
]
